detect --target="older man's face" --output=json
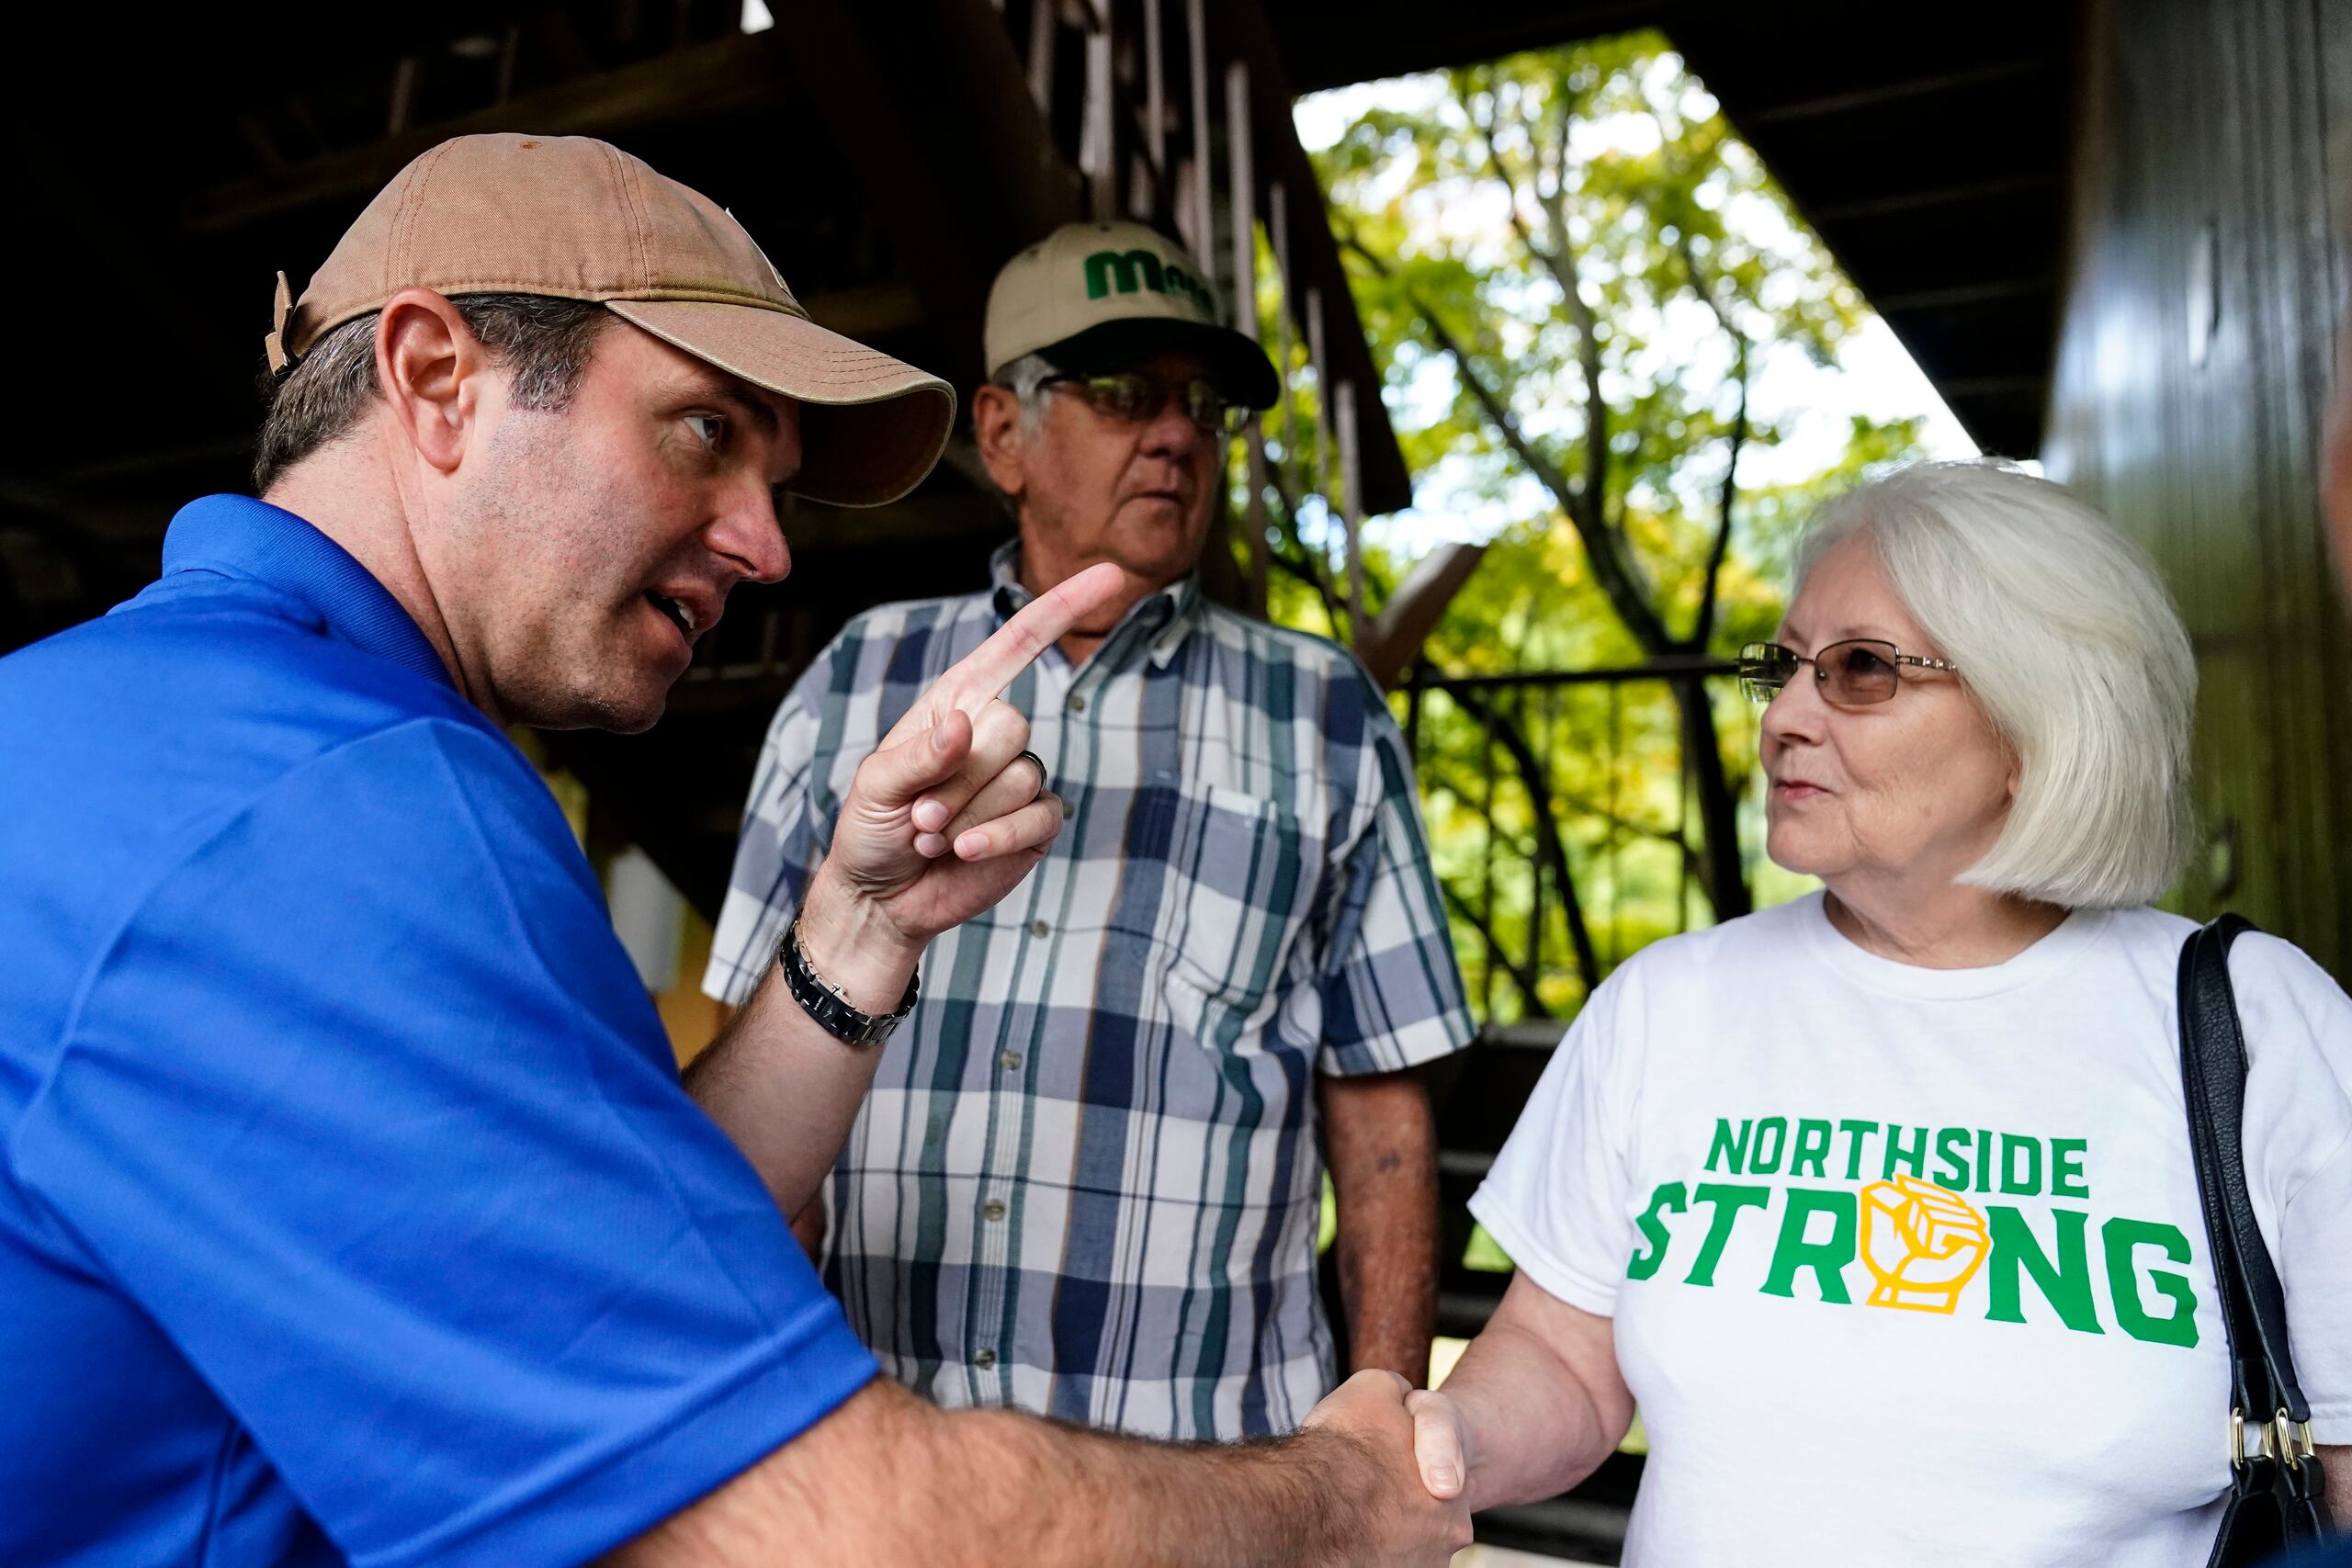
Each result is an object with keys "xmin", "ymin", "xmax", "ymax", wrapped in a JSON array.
[
  {"xmin": 1008, "ymin": 350, "xmax": 1223, "ymax": 588},
  {"xmin": 430, "ymin": 322, "xmax": 798, "ymax": 732}
]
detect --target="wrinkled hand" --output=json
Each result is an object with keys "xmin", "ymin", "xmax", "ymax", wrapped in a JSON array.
[
  {"xmin": 1299, "ymin": 1371, "xmax": 1473, "ymax": 1567},
  {"xmin": 798, "ymin": 562, "xmax": 1126, "ymax": 1001}
]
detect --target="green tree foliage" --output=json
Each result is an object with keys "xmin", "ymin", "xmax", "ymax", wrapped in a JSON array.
[{"xmin": 1256, "ymin": 34, "xmax": 1928, "ymax": 1021}]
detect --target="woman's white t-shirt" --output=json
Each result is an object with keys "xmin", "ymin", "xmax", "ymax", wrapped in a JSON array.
[{"xmin": 1469, "ymin": 894, "xmax": 2352, "ymax": 1567}]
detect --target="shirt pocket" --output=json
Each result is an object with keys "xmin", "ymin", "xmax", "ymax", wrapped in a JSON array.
[{"xmin": 1158, "ymin": 781, "xmax": 1308, "ymax": 1049}]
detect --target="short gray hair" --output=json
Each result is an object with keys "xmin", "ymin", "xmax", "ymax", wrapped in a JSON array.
[
  {"xmin": 1792, "ymin": 459, "xmax": 2197, "ymax": 908},
  {"xmin": 993, "ymin": 351, "xmax": 1059, "ymax": 438},
  {"xmin": 254, "ymin": 293, "xmax": 612, "ymax": 492}
]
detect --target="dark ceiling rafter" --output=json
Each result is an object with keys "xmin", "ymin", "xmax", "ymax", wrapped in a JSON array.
[
  {"xmin": 1261, "ymin": 0, "xmax": 2082, "ymax": 462},
  {"xmin": 184, "ymin": 28, "xmax": 794, "ymax": 233}
]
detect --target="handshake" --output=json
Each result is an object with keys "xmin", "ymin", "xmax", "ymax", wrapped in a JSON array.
[{"xmin": 1286, "ymin": 1370, "xmax": 1476, "ymax": 1567}]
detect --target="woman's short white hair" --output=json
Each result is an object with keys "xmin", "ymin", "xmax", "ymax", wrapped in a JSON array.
[{"xmin": 1792, "ymin": 458, "xmax": 2197, "ymax": 908}]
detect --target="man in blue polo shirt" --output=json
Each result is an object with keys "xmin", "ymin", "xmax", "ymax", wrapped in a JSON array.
[{"xmin": 0, "ymin": 134, "xmax": 1468, "ymax": 1566}]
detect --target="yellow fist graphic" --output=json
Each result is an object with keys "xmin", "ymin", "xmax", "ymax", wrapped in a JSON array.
[{"xmin": 1859, "ymin": 1175, "xmax": 1990, "ymax": 1314}]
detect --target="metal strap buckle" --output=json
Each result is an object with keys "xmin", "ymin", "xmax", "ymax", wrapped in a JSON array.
[
  {"xmin": 2230, "ymin": 1406, "xmax": 2318, "ymax": 1472},
  {"xmin": 2271, "ymin": 1409, "xmax": 2316, "ymax": 1472}
]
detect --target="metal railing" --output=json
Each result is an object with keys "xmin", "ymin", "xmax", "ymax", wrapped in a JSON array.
[{"xmin": 1399, "ymin": 655, "xmax": 1754, "ymax": 1025}]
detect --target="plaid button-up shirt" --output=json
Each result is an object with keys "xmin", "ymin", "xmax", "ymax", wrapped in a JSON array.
[{"xmin": 704, "ymin": 543, "xmax": 1472, "ymax": 1439}]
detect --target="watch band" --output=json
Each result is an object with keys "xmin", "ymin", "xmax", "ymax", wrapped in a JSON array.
[{"xmin": 779, "ymin": 919, "xmax": 919, "ymax": 1049}]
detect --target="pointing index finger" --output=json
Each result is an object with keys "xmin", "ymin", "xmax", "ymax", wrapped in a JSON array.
[{"xmin": 933, "ymin": 560, "xmax": 1128, "ymax": 715}]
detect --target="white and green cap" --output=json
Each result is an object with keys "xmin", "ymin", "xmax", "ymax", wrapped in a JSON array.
[{"xmin": 983, "ymin": 220, "xmax": 1279, "ymax": 408}]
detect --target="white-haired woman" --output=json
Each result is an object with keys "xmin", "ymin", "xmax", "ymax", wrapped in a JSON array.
[{"xmin": 1422, "ymin": 461, "xmax": 2351, "ymax": 1562}]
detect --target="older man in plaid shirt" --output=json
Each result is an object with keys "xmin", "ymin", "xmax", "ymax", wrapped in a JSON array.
[{"xmin": 705, "ymin": 220, "xmax": 1473, "ymax": 1440}]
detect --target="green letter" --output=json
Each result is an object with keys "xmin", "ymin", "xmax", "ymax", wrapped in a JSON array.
[
  {"xmin": 1750, "ymin": 1117, "xmax": 1788, "ymax": 1176},
  {"xmin": 1627, "ymin": 1181, "xmax": 1689, "ymax": 1280},
  {"xmin": 1986, "ymin": 1206, "xmax": 2103, "ymax": 1333},
  {"xmin": 1836, "ymin": 1119, "xmax": 1878, "ymax": 1180},
  {"xmin": 1932, "ymin": 1126, "xmax": 1973, "ymax": 1189},
  {"xmin": 1703, "ymin": 1118, "xmax": 1753, "ymax": 1176},
  {"xmin": 1790, "ymin": 1119, "xmax": 1833, "ymax": 1179},
  {"xmin": 1999, "ymin": 1134, "xmax": 2044, "ymax": 1197},
  {"xmin": 1683, "ymin": 1183, "xmax": 1771, "ymax": 1288},
  {"xmin": 1760, "ymin": 1188, "xmax": 1856, "ymax": 1303},
  {"xmin": 2051, "ymin": 1138, "xmax": 2089, "ymax": 1200},
  {"xmin": 1083, "ymin": 249, "xmax": 1164, "ymax": 299},
  {"xmin": 2104, "ymin": 1218, "xmax": 2199, "ymax": 1348},
  {"xmin": 1883, "ymin": 1124, "xmax": 1928, "ymax": 1179}
]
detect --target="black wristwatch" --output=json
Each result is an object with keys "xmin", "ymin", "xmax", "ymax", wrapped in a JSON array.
[{"xmin": 778, "ymin": 919, "xmax": 919, "ymax": 1049}]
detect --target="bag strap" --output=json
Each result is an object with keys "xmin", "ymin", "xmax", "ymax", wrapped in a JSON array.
[{"xmin": 2175, "ymin": 915, "xmax": 2314, "ymax": 1432}]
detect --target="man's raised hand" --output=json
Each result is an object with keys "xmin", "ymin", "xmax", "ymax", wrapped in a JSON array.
[{"xmin": 797, "ymin": 561, "xmax": 1127, "ymax": 1002}]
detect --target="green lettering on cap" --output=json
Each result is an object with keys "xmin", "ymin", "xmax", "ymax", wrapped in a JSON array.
[
  {"xmin": 1085, "ymin": 249, "xmax": 1167, "ymax": 299},
  {"xmin": 1082, "ymin": 248, "xmax": 1214, "ymax": 311}
]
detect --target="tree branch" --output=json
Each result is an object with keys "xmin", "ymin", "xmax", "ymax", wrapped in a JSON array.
[
  {"xmin": 1689, "ymin": 358, "xmax": 1747, "ymax": 651},
  {"xmin": 1675, "ymin": 234, "xmax": 1748, "ymax": 653},
  {"xmin": 1437, "ymin": 683, "xmax": 1602, "ymax": 991},
  {"xmin": 1439, "ymin": 884, "xmax": 1552, "ymax": 1020},
  {"xmin": 1340, "ymin": 232, "xmax": 1670, "ymax": 651}
]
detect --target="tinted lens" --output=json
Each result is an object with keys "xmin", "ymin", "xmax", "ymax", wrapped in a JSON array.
[
  {"xmin": 1182, "ymin": 379, "xmax": 1250, "ymax": 436},
  {"xmin": 1819, "ymin": 639, "xmax": 1899, "ymax": 705},
  {"xmin": 1083, "ymin": 373, "xmax": 1158, "ymax": 422},
  {"xmin": 1737, "ymin": 642, "xmax": 1795, "ymax": 703}
]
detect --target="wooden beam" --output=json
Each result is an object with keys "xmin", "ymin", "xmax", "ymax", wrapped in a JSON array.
[
  {"xmin": 1739, "ymin": 57, "xmax": 2058, "ymax": 127},
  {"xmin": 1210, "ymin": 0, "xmax": 1415, "ymax": 515},
  {"xmin": 1871, "ymin": 277, "xmax": 2052, "ymax": 313},
  {"xmin": 1810, "ymin": 174, "xmax": 2059, "ymax": 224},
  {"xmin": 771, "ymin": 0, "xmax": 1080, "ymax": 392},
  {"xmin": 184, "ymin": 31, "xmax": 793, "ymax": 233},
  {"xmin": 1354, "ymin": 541, "xmax": 1488, "ymax": 690}
]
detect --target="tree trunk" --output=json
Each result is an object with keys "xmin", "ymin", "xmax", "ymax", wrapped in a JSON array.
[{"xmin": 1674, "ymin": 676, "xmax": 1751, "ymax": 920}]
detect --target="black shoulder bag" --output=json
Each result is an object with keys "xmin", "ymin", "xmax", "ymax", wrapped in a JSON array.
[{"xmin": 2176, "ymin": 915, "xmax": 2335, "ymax": 1565}]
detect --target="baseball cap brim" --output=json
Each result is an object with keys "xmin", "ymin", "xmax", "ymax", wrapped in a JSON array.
[
  {"xmin": 1031, "ymin": 318, "xmax": 1280, "ymax": 411},
  {"xmin": 606, "ymin": 299, "xmax": 956, "ymax": 509}
]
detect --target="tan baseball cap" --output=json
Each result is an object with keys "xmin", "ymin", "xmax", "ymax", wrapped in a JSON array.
[
  {"xmin": 983, "ymin": 220, "xmax": 1278, "ymax": 408},
  {"xmin": 266, "ymin": 133, "xmax": 954, "ymax": 508}
]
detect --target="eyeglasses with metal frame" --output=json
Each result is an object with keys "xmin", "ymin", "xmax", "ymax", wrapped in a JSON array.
[
  {"xmin": 1036, "ymin": 370, "xmax": 1254, "ymax": 438},
  {"xmin": 1737, "ymin": 639, "xmax": 1961, "ymax": 707}
]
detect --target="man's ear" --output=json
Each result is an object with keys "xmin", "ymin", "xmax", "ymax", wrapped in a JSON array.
[
  {"xmin": 375, "ymin": 288, "xmax": 492, "ymax": 476},
  {"xmin": 971, "ymin": 383, "xmax": 1027, "ymax": 501}
]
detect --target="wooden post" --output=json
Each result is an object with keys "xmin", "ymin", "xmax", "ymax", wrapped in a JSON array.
[
  {"xmin": 1027, "ymin": 0, "xmax": 1056, "ymax": 118},
  {"xmin": 1336, "ymin": 376, "xmax": 1365, "ymax": 639},
  {"xmin": 1306, "ymin": 282, "xmax": 1333, "ymax": 539},
  {"xmin": 1144, "ymin": 0, "xmax": 1165, "ymax": 180},
  {"xmin": 1269, "ymin": 179, "xmax": 1295, "ymax": 484},
  {"xmin": 387, "ymin": 57, "xmax": 419, "ymax": 137},
  {"xmin": 1186, "ymin": 0, "xmax": 1211, "ymax": 259},
  {"xmin": 1083, "ymin": 26, "xmax": 1114, "ymax": 218},
  {"xmin": 1226, "ymin": 59, "xmax": 1269, "ymax": 615}
]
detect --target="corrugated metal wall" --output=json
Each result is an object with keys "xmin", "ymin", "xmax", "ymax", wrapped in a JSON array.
[{"xmin": 2043, "ymin": 0, "xmax": 2352, "ymax": 980}]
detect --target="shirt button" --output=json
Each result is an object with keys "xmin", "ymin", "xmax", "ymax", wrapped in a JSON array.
[
  {"xmin": 983, "ymin": 1199, "xmax": 1007, "ymax": 1222},
  {"xmin": 999, "ymin": 1049, "xmax": 1022, "ymax": 1071},
  {"xmin": 975, "ymin": 1348, "xmax": 998, "ymax": 1370},
  {"xmin": 1067, "ymin": 693, "xmax": 1088, "ymax": 712},
  {"xmin": 1028, "ymin": 919, "xmax": 1051, "ymax": 938}
]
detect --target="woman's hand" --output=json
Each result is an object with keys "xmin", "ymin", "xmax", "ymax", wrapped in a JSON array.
[{"xmin": 1415, "ymin": 1272, "xmax": 1635, "ymax": 1515}]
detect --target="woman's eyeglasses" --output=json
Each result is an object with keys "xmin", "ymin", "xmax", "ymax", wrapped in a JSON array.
[
  {"xmin": 1737, "ymin": 639, "xmax": 1960, "ymax": 707},
  {"xmin": 1038, "ymin": 370, "xmax": 1253, "ymax": 437}
]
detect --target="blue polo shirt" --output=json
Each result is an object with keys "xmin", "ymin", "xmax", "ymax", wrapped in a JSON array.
[{"xmin": 0, "ymin": 496, "xmax": 875, "ymax": 1566}]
